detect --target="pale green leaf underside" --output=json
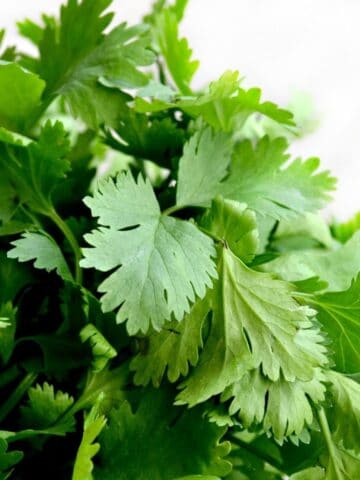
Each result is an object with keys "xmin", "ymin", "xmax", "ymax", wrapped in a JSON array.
[
  {"xmin": 263, "ymin": 231, "xmax": 360, "ymax": 292},
  {"xmin": 7, "ymin": 231, "xmax": 72, "ymax": 282},
  {"xmin": 81, "ymin": 173, "xmax": 216, "ymax": 335},
  {"xmin": 223, "ymin": 368, "xmax": 326, "ymax": 442},
  {"xmin": 176, "ymin": 247, "xmax": 327, "ymax": 406},
  {"xmin": 176, "ymin": 127, "xmax": 231, "ymax": 208}
]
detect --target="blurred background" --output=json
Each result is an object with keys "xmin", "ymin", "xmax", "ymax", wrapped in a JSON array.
[{"xmin": 2, "ymin": 0, "xmax": 359, "ymax": 220}]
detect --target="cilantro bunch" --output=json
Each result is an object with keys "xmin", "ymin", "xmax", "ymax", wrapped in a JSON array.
[{"xmin": 0, "ymin": 1, "xmax": 359, "ymax": 479}]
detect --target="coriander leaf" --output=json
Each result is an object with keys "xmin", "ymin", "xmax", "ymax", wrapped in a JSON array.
[
  {"xmin": 0, "ymin": 303, "xmax": 16, "ymax": 365},
  {"xmin": 321, "ymin": 441, "xmax": 360, "ymax": 480},
  {"xmin": 200, "ymin": 196, "xmax": 259, "ymax": 262},
  {"xmin": 0, "ymin": 439, "xmax": 23, "ymax": 479},
  {"xmin": 331, "ymin": 211, "xmax": 360, "ymax": 244},
  {"xmin": 290, "ymin": 467, "xmax": 325, "ymax": 479},
  {"xmin": 223, "ymin": 368, "xmax": 326, "ymax": 442},
  {"xmin": 131, "ymin": 296, "xmax": 209, "ymax": 387},
  {"xmin": 221, "ymin": 136, "xmax": 336, "ymax": 220},
  {"xmin": 106, "ymin": 106, "xmax": 185, "ymax": 167},
  {"xmin": 20, "ymin": 382, "xmax": 75, "ymax": 434},
  {"xmin": 35, "ymin": 0, "xmax": 154, "ymax": 127},
  {"xmin": 80, "ymin": 323, "xmax": 117, "ymax": 372},
  {"xmin": 81, "ymin": 172, "xmax": 217, "ymax": 335},
  {"xmin": 0, "ymin": 121, "xmax": 70, "ymax": 215},
  {"xmin": 0, "ymin": 62, "xmax": 45, "ymax": 132},
  {"xmin": 176, "ymin": 127, "xmax": 232, "ymax": 208},
  {"xmin": 0, "ymin": 252, "xmax": 33, "ymax": 304},
  {"xmin": 306, "ymin": 276, "xmax": 360, "ymax": 373},
  {"xmin": 95, "ymin": 388, "xmax": 231, "ymax": 479},
  {"xmin": 176, "ymin": 247, "xmax": 327, "ymax": 406},
  {"xmin": 7, "ymin": 231, "xmax": 73, "ymax": 282},
  {"xmin": 263, "ymin": 231, "xmax": 360, "ymax": 291},
  {"xmin": 135, "ymin": 71, "xmax": 294, "ymax": 132},
  {"xmin": 325, "ymin": 371, "xmax": 360, "ymax": 454},
  {"xmin": 153, "ymin": 6, "xmax": 199, "ymax": 94},
  {"xmin": 272, "ymin": 213, "xmax": 334, "ymax": 252},
  {"xmin": 72, "ymin": 403, "xmax": 107, "ymax": 480}
]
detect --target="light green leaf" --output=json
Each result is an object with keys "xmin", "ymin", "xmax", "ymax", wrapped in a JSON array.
[
  {"xmin": 35, "ymin": 0, "xmax": 154, "ymax": 127},
  {"xmin": 20, "ymin": 382, "xmax": 75, "ymax": 434},
  {"xmin": 273, "ymin": 213, "xmax": 334, "ymax": 251},
  {"xmin": 176, "ymin": 247, "xmax": 327, "ymax": 406},
  {"xmin": 306, "ymin": 276, "xmax": 360, "ymax": 373},
  {"xmin": 200, "ymin": 196, "xmax": 259, "ymax": 262},
  {"xmin": 81, "ymin": 172, "xmax": 217, "ymax": 335},
  {"xmin": 131, "ymin": 296, "xmax": 209, "ymax": 386},
  {"xmin": 154, "ymin": 6, "xmax": 199, "ymax": 94},
  {"xmin": 332, "ymin": 211, "xmax": 360, "ymax": 244},
  {"xmin": 0, "ymin": 303, "xmax": 16, "ymax": 365},
  {"xmin": 221, "ymin": 136, "xmax": 336, "ymax": 220},
  {"xmin": 223, "ymin": 368, "xmax": 326, "ymax": 442},
  {"xmin": 95, "ymin": 388, "xmax": 231, "ymax": 479},
  {"xmin": 72, "ymin": 403, "xmax": 107, "ymax": 480},
  {"xmin": 263, "ymin": 231, "xmax": 360, "ymax": 292},
  {"xmin": 80, "ymin": 323, "xmax": 117, "ymax": 372},
  {"xmin": 135, "ymin": 71, "xmax": 294, "ymax": 132},
  {"xmin": 325, "ymin": 371, "xmax": 360, "ymax": 454},
  {"xmin": 0, "ymin": 61, "xmax": 45, "ymax": 132},
  {"xmin": 176, "ymin": 128, "xmax": 232, "ymax": 208},
  {"xmin": 290, "ymin": 467, "xmax": 325, "ymax": 479},
  {"xmin": 321, "ymin": 442, "xmax": 360, "ymax": 480},
  {"xmin": 7, "ymin": 231, "xmax": 72, "ymax": 282}
]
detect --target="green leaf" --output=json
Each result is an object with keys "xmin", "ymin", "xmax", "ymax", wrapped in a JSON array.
[
  {"xmin": 131, "ymin": 296, "xmax": 209, "ymax": 386},
  {"xmin": 135, "ymin": 71, "xmax": 294, "ymax": 132},
  {"xmin": 72, "ymin": 403, "xmax": 107, "ymax": 480},
  {"xmin": 7, "ymin": 231, "xmax": 73, "ymax": 282},
  {"xmin": 106, "ymin": 104, "xmax": 185, "ymax": 167},
  {"xmin": 331, "ymin": 211, "xmax": 360, "ymax": 244},
  {"xmin": 306, "ymin": 276, "xmax": 360, "ymax": 373},
  {"xmin": 35, "ymin": 0, "xmax": 154, "ymax": 127},
  {"xmin": 0, "ymin": 303, "xmax": 16, "ymax": 365},
  {"xmin": 80, "ymin": 323, "xmax": 117, "ymax": 372},
  {"xmin": 154, "ymin": 6, "xmax": 199, "ymax": 94},
  {"xmin": 176, "ymin": 128, "xmax": 232, "ymax": 208},
  {"xmin": 176, "ymin": 247, "xmax": 327, "ymax": 406},
  {"xmin": 20, "ymin": 382, "xmax": 75, "ymax": 434},
  {"xmin": 95, "ymin": 388, "xmax": 232, "ymax": 479},
  {"xmin": 0, "ymin": 61, "xmax": 45, "ymax": 132},
  {"xmin": 81, "ymin": 172, "xmax": 217, "ymax": 335},
  {"xmin": 290, "ymin": 467, "xmax": 325, "ymax": 479},
  {"xmin": 263, "ymin": 231, "xmax": 360, "ymax": 292},
  {"xmin": 221, "ymin": 136, "xmax": 336, "ymax": 220},
  {"xmin": 0, "ymin": 439, "xmax": 23, "ymax": 478},
  {"xmin": 0, "ymin": 252, "xmax": 33, "ymax": 304},
  {"xmin": 0, "ymin": 121, "xmax": 70, "ymax": 215},
  {"xmin": 223, "ymin": 368, "xmax": 326, "ymax": 442},
  {"xmin": 200, "ymin": 196, "xmax": 259, "ymax": 262},
  {"xmin": 321, "ymin": 443, "xmax": 360, "ymax": 480},
  {"xmin": 325, "ymin": 371, "xmax": 360, "ymax": 454},
  {"xmin": 272, "ymin": 213, "xmax": 334, "ymax": 252}
]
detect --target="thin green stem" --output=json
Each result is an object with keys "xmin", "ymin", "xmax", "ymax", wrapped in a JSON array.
[
  {"xmin": 162, "ymin": 204, "xmax": 186, "ymax": 216},
  {"xmin": 229, "ymin": 434, "xmax": 287, "ymax": 475},
  {"xmin": 48, "ymin": 209, "xmax": 83, "ymax": 284},
  {"xmin": 0, "ymin": 372, "xmax": 37, "ymax": 423},
  {"xmin": 317, "ymin": 408, "xmax": 342, "ymax": 480}
]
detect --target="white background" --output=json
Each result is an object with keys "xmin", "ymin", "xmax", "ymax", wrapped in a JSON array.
[{"xmin": 2, "ymin": 0, "xmax": 359, "ymax": 220}]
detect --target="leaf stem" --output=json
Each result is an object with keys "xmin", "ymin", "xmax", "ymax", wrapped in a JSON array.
[
  {"xmin": 229, "ymin": 434, "xmax": 286, "ymax": 475},
  {"xmin": 48, "ymin": 209, "xmax": 83, "ymax": 284},
  {"xmin": 0, "ymin": 372, "xmax": 37, "ymax": 423},
  {"xmin": 317, "ymin": 407, "xmax": 342, "ymax": 479},
  {"xmin": 162, "ymin": 204, "xmax": 185, "ymax": 216}
]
